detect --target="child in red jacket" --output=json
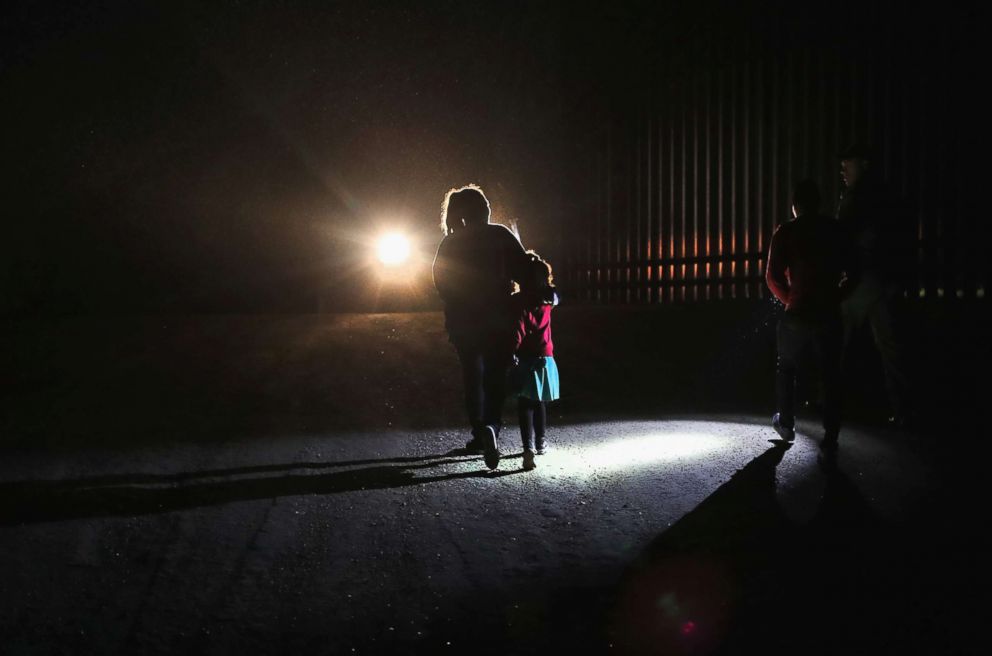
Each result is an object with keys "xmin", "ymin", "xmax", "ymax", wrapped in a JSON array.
[{"xmin": 512, "ymin": 252, "xmax": 560, "ymax": 471}]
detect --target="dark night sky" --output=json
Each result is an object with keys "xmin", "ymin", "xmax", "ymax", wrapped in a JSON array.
[
  {"xmin": 3, "ymin": 0, "xmax": 981, "ymax": 313},
  {"xmin": 3, "ymin": 1, "xmax": 573, "ymax": 313}
]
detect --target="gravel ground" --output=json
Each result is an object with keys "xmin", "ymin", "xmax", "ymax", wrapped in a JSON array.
[
  {"xmin": 1, "ymin": 310, "xmax": 982, "ymax": 654},
  {"xmin": 1, "ymin": 416, "xmax": 959, "ymax": 655}
]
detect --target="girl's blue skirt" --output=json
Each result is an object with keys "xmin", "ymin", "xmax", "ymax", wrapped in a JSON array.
[{"xmin": 517, "ymin": 356, "xmax": 560, "ymax": 402}]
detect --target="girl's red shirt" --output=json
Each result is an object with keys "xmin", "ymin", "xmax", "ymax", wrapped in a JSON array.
[{"xmin": 513, "ymin": 292, "xmax": 556, "ymax": 357}]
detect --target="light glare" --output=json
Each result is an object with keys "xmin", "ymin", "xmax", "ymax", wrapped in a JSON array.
[{"xmin": 377, "ymin": 233, "xmax": 411, "ymax": 266}]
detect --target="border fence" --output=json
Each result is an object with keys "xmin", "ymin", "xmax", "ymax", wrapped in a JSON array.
[{"xmin": 562, "ymin": 8, "xmax": 982, "ymax": 304}]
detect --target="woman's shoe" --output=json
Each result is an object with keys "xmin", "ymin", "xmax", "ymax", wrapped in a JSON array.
[
  {"xmin": 772, "ymin": 413, "xmax": 795, "ymax": 442},
  {"xmin": 482, "ymin": 425, "xmax": 501, "ymax": 470}
]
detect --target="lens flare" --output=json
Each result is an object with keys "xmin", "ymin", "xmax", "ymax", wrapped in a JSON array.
[{"xmin": 377, "ymin": 233, "xmax": 411, "ymax": 266}]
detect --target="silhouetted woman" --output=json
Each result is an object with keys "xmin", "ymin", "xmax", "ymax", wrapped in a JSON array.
[{"xmin": 432, "ymin": 185, "xmax": 530, "ymax": 470}]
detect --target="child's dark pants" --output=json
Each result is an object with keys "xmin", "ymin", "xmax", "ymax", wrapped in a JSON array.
[{"xmin": 517, "ymin": 398, "xmax": 546, "ymax": 450}]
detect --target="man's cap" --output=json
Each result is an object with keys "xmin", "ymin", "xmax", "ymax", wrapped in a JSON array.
[{"xmin": 839, "ymin": 143, "xmax": 874, "ymax": 161}]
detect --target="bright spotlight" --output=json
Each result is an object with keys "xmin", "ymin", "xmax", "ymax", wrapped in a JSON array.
[
  {"xmin": 377, "ymin": 233, "xmax": 411, "ymax": 266},
  {"xmin": 553, "ymin": 432, "xmax": 728, "ymax": 474}
]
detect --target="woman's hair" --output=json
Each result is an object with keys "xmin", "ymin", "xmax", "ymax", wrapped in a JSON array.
[{"xmin": 440, "ymin": 184, "xmax": 491, "ymax": 235}]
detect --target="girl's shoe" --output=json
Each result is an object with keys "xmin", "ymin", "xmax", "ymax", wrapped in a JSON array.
[
  {"xmin": 522, "ymin": 449, "xmax": 537, "ymax": 471},
  {"xmin": 535, "ymin": 435, "xmax": 548, "ymax": 455}
]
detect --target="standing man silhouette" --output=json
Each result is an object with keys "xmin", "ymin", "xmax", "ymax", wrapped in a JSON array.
[
  {"xmin": 767, "ymin": 180, "xmax": 848, "ymax": 449},
  {"xmin": 837, "ymin": 144, "xmax": 914, "ymax": 426},
  {"xmin": 433, "ymin": 185, "xmax": 531, "ymax": 469}
]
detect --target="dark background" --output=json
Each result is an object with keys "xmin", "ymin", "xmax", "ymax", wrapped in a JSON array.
[
  {"xmin": 1, "ymin": 0, "xmax": 984, "ymax": 314},
  {"xmin": 562, "ymin": 1, "xmax": 983, "ymax": 303},
  {"xmin": 1, "ymin": 0, "xmax": 986, "ymax": 440},
  {"xmin": 3, "ymin": 0, "xmax": 571, "ymax": 315},
  {"xmin": 0, "ymin": 8, "xmax": 986, "ymax": 654}
]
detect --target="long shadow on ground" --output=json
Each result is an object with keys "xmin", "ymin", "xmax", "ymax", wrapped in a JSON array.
[
  {"xmin": 3, "ymin": 441, "xmax": 977, "ymax": 653},
  {"xmin": 0, "ymin": 451, "xmax": 523, "ymax": 525},
  {"xmin": 397, "ymin": 441, "xmax": 975, "ymax": 655}
]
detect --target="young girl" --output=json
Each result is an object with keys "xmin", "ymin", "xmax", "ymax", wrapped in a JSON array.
[{"xmin": 512, "ymin": 252, "xmax": 560, "ymax": 471}]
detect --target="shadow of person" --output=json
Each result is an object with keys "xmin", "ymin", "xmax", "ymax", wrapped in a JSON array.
[
  {"xmin": 794, "ymin": 448, "xmax": 885, "ymax": 654},
  {"xmin": 0, "ymin": 452, "xmax": 521, "ymax": 526},
  {"xmin": 809, "ymin": 448, "xmax": 876, "ymax": 533},
  {"xmin": 608, "ymin": 441, "xmax": 795, "ymax": 655},
  {"xmin": 0, "ymin": 450, "xmax": 479, "ymax": 491},
  {"xmin": 606, "ymin": 440, "xmax": 910, "ymax": 655}
]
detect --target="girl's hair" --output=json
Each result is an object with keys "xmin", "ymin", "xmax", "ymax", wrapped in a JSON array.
[
  {"xmin": 440, "ymin": 184, "xmax": 491, "ymax": 235},
  {"xmin": 522, "ymin": 250, "xmax": 554, "ymax": 292}
]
